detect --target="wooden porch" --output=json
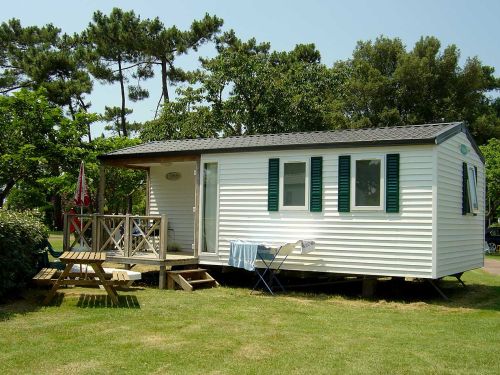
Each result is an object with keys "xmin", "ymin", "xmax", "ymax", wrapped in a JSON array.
[{"xmin": 63, "ymin": 213, "xmax": 198, "ymax": 288}]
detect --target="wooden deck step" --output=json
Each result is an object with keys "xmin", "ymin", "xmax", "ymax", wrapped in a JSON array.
[
  {"xmin": 167, "ymin": 269, "xmax": 219, "ymax": 292},
  {"xmin": 32, "ymin": 268, "xmax": 58, "ymax": 284},
  {"xmin": 189, "ymin": 279, "xmax": 217, "ymax": 286},
  {"xmin": 168, "ymin": 268, "xmax": 207, "ymax": 275}
]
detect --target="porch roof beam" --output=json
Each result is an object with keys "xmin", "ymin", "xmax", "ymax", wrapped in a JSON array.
[{"xmin": 100, "ymin": 154, "xmax": 199, "ymax": 169}]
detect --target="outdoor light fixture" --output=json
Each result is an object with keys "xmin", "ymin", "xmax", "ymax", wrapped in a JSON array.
[
  {"xmin": 460, "ymin": 144, "xmax": 469, "ymax": 155},
  {"xmin": 166, "ymin": 172, "xmax": 181, "ymax": 181}
]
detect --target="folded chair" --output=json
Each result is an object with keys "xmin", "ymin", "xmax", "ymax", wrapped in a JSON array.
[{"xmin": 252, "ymin": 241, "xmax": 301, "ymax": 295}]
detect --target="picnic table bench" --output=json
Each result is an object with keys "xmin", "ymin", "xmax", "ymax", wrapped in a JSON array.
[
  {"xmin": 41, "ymin": 251, "xmax": 121, "ymax": 306},
  {"xmin": 33, "ymin": 267, "xmax": 133, "ymax": 286}
]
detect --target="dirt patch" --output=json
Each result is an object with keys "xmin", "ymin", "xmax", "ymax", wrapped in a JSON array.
[
  {"xmin": 235, "ymin": 343, "xmax": 271, "ymax": 360},
  {"xmin": 54, "ymin": 360, "xmax": 101, "ymax": 374},
  {"xmin": 483, "ymin": 258, "xmax": 500, "ymax": 275},
  {"xmin": 136, "ymin": 333, "xmax": 186, "ymax": 350}
]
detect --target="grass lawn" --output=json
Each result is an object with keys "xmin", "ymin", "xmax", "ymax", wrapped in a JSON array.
[
  {"xmin": 1, "ymin": 268, "xmax": 499, "ymax": 375},
  {"xmin": 49, "ymin": 231, "xmax": 63, "ymax": 251}
]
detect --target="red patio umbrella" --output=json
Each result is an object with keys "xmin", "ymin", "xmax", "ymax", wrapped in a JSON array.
[
  {"xmin": 74, "ymin": 161, "xmax": 91, "ymax": 208},
  {"xmin": 74, "ymin": 161, "xmax": 91, "ymax": 249}
]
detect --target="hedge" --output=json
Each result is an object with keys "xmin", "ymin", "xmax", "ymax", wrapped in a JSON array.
[{"xmin": 0, "ymin": 209, "xmax": 48, "ymax": 299}]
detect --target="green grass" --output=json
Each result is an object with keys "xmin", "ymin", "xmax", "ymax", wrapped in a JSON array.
[
  {"xmin": 48, "ymin": 231, "xmax": 63, "ymax": 251},
  {"xmin": 1, "ymin": 268, "xmax": 499, "ymax": 374},
  {"xmin": 486, "ymin": 253, "xmax": 500, "ymax": 260}
]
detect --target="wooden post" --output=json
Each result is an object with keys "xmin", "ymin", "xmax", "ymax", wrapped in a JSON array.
[
  {"xmin": 362, "ymin": 277, "xmax": 377, "ymax": 298},
  {"xmin": 146, "ymin": 168, "xmax": 151, "ymax": 216},
  {"xmin": 124, "ymin": 214, "xmax": 130, "ymax": 258},
  {"xmin": 159, "ymin": 214, "xmax": 168, "ymax": 260},
  {"xmin": 97, "ymin": 165, "xmax": 106, "ymax": 256},
  {"xmin": 91, "ymin": 214, "xmax": 98, "ymax": 252},
  {"xmin": 159, "ymin": 265, "xmax": 166, "ymax": 289},
  {"xmin": 62, "ymin": 213, "xmax": 69, "ymax": 252},
  {"xmin": 193, "ymin": 158, "xmax": 201, "ymax": 257},
  {"xmin": 98, "ymin": 164, "xmax": 106, "ymax": 214},
  {"xmin": 96, "ymin": 215, "xmax": 101, "ymax": 252}
]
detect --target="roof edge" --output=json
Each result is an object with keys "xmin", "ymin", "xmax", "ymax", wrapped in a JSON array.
[
  {"xmin": 98, "ymin": 137, "xmax": 437, "ymax": 161},
  {"xmin": 435, "ymin": 122, "xmax": 485, "ymax": 163}
]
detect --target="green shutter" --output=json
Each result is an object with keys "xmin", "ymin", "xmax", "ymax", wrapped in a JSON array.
[
  {"xmin": 386, "ymin": 154, "xmax": 400, "ymax": 213},
  {"xmin": 268, "ymin": 158, "xmax": 279, "ymax": 211},
  {"xmin": 462, "ymin": 162, "xmax": 469, "ymax": 215},
  {"xmin": 338, "ymin": 155, "xmax": 351, "ymax": 212},
  {"xmin": 310, "ymin": 157, "xmax": 323, "ymax": 212}
]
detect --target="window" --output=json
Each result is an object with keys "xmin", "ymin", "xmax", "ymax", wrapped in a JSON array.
[
  {"xmin": 281, "ymin": 160, "xmax": 308, "ymax": 209},
  {"xmin": 268, "ymin": 157, "xmax": 323, "ymax": 212},
  {"xmin": 201, "ymin": 162, "xmax": 218, "ymax": 253},
  {"xmin": 467, "ymin": 165, "xmax": 479, "ymax": 214},
  {"xmin": 352, "ymin": 157, "xmax": 384, "ymax": 210}
]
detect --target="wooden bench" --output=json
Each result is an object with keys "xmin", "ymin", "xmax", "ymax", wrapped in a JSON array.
[
  {"xmin": 32, "ymin": 268, "xmax": 59, "ymax": 285},
  {"xmin": 112, "ymin": 270, "xmax": 133, "ymax": 287}
]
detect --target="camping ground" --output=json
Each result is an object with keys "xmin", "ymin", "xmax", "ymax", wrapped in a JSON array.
[{"xmin": 1, "ymin": 259, "xmax": 499, "ymax": 374}]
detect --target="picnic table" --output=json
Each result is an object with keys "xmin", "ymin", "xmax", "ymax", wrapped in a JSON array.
[{"xmin": 42, "ymin": 251, "xmax": 120, "ymax": 305}]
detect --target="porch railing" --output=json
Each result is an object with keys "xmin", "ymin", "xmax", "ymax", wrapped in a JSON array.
[{"xmin": 63, "ymin": 213, "xmax": 168, "ymax": 260}]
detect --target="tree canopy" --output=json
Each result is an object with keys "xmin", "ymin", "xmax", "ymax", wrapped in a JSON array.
[
  {"xmin": 142, "ymin": 33, "xmax": 338, "ymax": 141},
  {"xmin": 0, "ymin": 89, "xmax": 88, "ymax": 207},
  {"xmin": 1, "ymin": 8, "xmax": 499, "ymax": 225},
  {"xmin": 331, "ymin": 36, "xmax": 499, "ymax": 142},
  {"xmin": 142, "ymin": 34, "xmax": 499, "ymax": 143},
  {"xmin": 480, "ymin": 138, "xmax": 500, "ymax": 223}
]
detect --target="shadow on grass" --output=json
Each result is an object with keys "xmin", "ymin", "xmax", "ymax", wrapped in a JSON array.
[
  {"xmin": 1, "ymin": 288, "xmax": 141, "ymax": 319},
  {"xmin": 0, "ymin": 289, "xmax": 45, "ymax": 321},
  {"xmin": 204, "ymin": 266, "xmax": 500, "ymax": 312},
  {"xmin": 76, "ymin": 294, "xmax": 140, "ymax": 309},
  {"xmin": 426, "ymin": 279, "xmax": 500, "ymax": 311}
]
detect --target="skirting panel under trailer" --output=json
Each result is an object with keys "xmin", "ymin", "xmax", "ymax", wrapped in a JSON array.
[{"xmin": 106, "ymin": 255, "xmax": 199, "ymax": 289}]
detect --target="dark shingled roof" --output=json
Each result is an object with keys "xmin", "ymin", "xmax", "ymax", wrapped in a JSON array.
[{"xmin": 100, "ymin": 122, "xmax": 483, "ymax": 161}]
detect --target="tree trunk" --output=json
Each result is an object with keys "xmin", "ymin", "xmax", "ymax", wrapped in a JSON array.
[
  {"xmin": 86, "ymin": 123, "xmax": 92, "ymax": 143},
  {"xmin": 117, "ymin": 58, "xmax": 128, "ymax": 137},
  {"xmin": 52, "ymin": 194, "xmax": 64, "ymax": 230},
  {"xmin": 50, "ymin": 163, "xmax": 64, "ymax": 230},
  {"xmin": 0, "ymin": 179, "xmax": 16, "ymax": 208},
  {"xmin": 127, "ymin": 195, "xmax": 133, "ymax": 214},
  {"xmin": 77, "ymin": 95, "xmax": 92, "ymax": 143},
  {"xmin": 68, "ymin": 101, "xmax": 76, "ymax": 120},
  {"xmin": 161, "ymin": 59, "xmax": 170, "ymax": 104}
]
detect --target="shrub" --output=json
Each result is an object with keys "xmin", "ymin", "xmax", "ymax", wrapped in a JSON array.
[{"xmin": 0, "ymin": 209, "xmax": 48, "ymax": 299}]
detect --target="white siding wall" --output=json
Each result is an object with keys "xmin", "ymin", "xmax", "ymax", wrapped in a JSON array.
[
  {"xmin": 200, "ymin": 146, "xmax": 435, "ymax": 278},
  {"xmin": 149, "ymin": 162, "xmax": 195, "ymax": 251},
  {"xmin": 435, "ymin": 133, "xmax": 485, "ymax": 277}
]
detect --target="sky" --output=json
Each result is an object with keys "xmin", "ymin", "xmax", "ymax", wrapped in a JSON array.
[{"xmin": 2, "ymin": 0, "xmax": 499, "ymax": 136}]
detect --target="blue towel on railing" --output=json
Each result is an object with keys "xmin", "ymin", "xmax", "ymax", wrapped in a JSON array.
[{"xmin": 229, "ymin": 240, "xmax": 259, "ymax": 271}]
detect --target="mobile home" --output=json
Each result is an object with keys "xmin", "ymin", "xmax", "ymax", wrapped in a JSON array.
[{"xmin": 97, "ymin": 122, "xmax": 485, "ymax": 282}]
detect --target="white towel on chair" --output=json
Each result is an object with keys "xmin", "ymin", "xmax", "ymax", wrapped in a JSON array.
[{"xmin": 278, "ymin": 240, "xmax": 316, "ymax": 256}]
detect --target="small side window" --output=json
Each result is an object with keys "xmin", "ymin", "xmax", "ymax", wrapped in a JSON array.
[{"xmin": 467, "ymin": 165, "xmax": 479, "ymax": 214}]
